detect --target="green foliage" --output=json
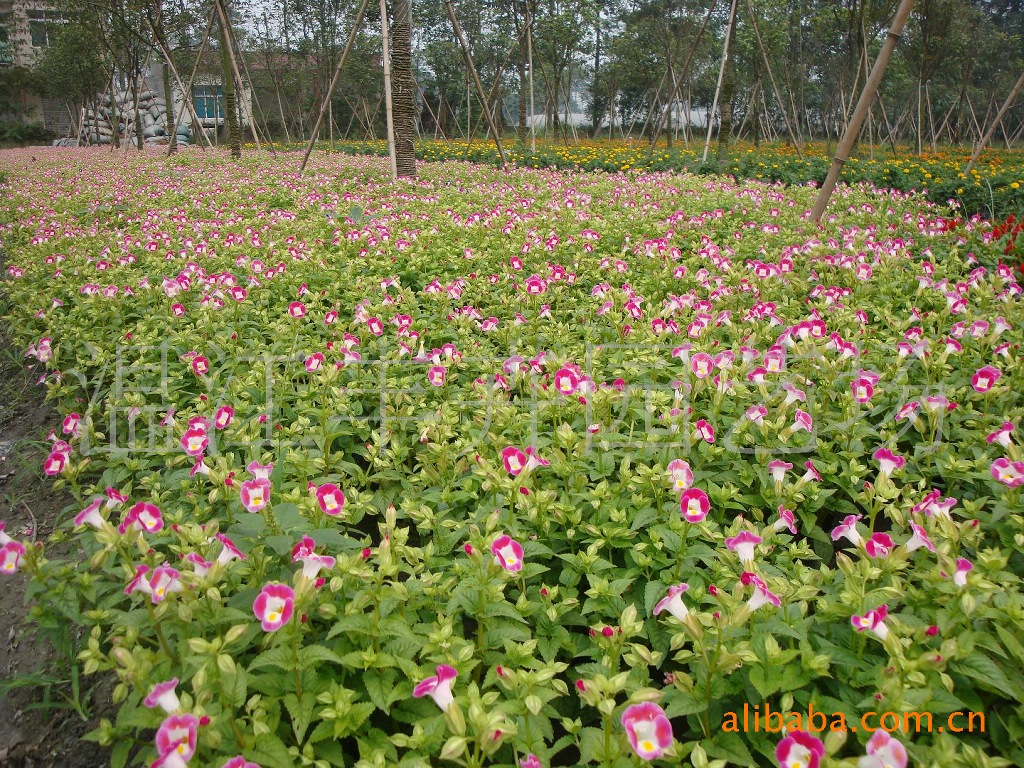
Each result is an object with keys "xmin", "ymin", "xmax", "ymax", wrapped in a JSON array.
[{"xmin": 1, "ymin": 148, "xmax": 1023, "ymax": 767}]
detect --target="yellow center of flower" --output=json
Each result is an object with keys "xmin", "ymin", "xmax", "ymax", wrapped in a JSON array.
[
  {"xmin": 506, "ymin": 555, "xmax": 518, "ymax": 566},
  {"xmin": 251, "ymin": 491, "xmax": 263, "ymax": 505},
  {"xmin": 857, "ymin": 387, "xmax": 867, "ymax": 399},
  {"xmin": 325, "ymin": 496, "xmax": 338, "ymax": 510},
  {"xmin": 156, "ymin": 587, "xmax": 165, "ymax": 596},
  {"xmin": 268, "ymin": 610, "xmax": 280, "ymax": 623},
  {"xmin": 641, "ymin": 740, "xmax": 655, "ymax": 752},
  {"xmin": 3, "ymin": 563, "xmax": 14, "ymax": 571},
  {"xmin": 177, "ymin": 744, "xmax": 187, "ymax": 755},
  {"xmin": 688, "ymin": 500, "xmax": 700, "ymax": 516}
]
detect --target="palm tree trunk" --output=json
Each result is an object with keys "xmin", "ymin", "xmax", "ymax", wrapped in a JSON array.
[{"xmin": 391, "ymin": 0, "xmax": 416, "ymax": 178}]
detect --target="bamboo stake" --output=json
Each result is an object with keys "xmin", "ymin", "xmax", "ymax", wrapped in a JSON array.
[
  {"xmin": 744, "ymin": 0, "xmax": 802, "ymax": 157},
  {"xmin": 648, "ymin": 0, "xmax": 716, "ymax": 159},
  {"xmin": 444, "ymin": 0, "xmax": 507, "ymax": 166},
  {"xmin": 214, "ymin": 0, "xmax": 261, "ymax": 151},
  {"xmin": 228, "ymin": 12, "xmax": 277, "ymax": 150},
  {"xmin": 527, "ymin": 0, "xmax": 536, "ymax": 152},
  {"xmin": 811, "ymin": 0, "xmax": 915, "ymax": 221},
  {"xmin": 964, "ymin": 70, "xmax": 1024, "ymax": 174},
  {"xmin": 702, "ymin": 0, "xmax": 739, "ymax": 163},
  {"xmin": 152, "ymin": 7, "xmax": 216, "ymax": 153},
  {"xmin": 380, "ymin": 0, "xmax": 398, "ymax": 179},
  {"xmin": 298, "ymin": 0, "xmax": 371, "ymax": 174}
]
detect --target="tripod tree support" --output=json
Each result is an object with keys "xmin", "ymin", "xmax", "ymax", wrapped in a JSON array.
[
  {"xmin": 444, "ymin": 0, "xmax": 508, "ymax": 168},
  {"xmin": 810, "ymin": 0, "xmax": 915, "ymax": 222},
  {"xmin": 964, "ymin": 69, "xmax": 1024, "ymax": 175},
  {"xmin": 299, "ymin": 0, "xmax": 372, "ymax": 175}
]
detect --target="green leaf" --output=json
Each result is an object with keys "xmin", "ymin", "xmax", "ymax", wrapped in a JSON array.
[
  {"xmin": 249, "ymin": 645, "xmax": 295, "ymax": 672},
  {"xmin": 749, "ymin": 665, "xmax": 782, "ymax": 699},
  {"xmin": 298, "ymin": 644, "xmax": 343, "ymax": 667},
  {"xmin": 248, "ymin": 734, "xmax": 294, "ymax": 768},
  {"xmin": 952, "ymin": 656, "xmax": 1024, "ymax": 703}
]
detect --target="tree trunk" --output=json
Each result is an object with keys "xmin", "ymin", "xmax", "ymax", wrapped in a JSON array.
[
  {"xmin": 391, "ymin": 0, "xmax": 417, "ymax": 178},
  {"xmin": 716, "ymin": 54, "xmax": 735, "ymax": 171},
  {"xmin": 217, "ymin": 0, "xmax": 241, "ymax": 158}
]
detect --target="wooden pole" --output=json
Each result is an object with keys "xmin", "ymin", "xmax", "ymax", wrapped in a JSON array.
[
  {"xmin": 214, "ymin": 0, "xmax": 261, "ymax": 151},
  {"xmin": 744, "ymin": 0, "xmax": 802, "ymax": 158},
  {"xmin": 527, "ymin": 0, "xmax": 536, "ymax": 152},
  {"xmin": 152, "ymin": 6, "xmax": 216, "ymax": 153},
  {"xmin": 810, "ymin": 0, "xmax": 915, "ymax": 221},
  {"xmin": 648, "ymin": 0, "xmax": 716, "ymax": 159},
  {"xmin": 702, "ymin": 0, "xmax": 739, "ymax": 163},
  {"xmin": 298, "ymin": 0, "xmax": 371, "ymax": 174},
  {"xmin": 380, "ymin": 0, "xmax": 398, "ymax": 179},
  {"xmin": 444, "ymin": 0, "xmax": 507, "ymax": 167},
  {"xmin": 964, "ymin": 70, "xmax": 1024, "ymax": 175}
]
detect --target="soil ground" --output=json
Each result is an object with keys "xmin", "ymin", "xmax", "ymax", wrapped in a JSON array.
[{"xmin": 0, "ymin": 328, "xmax": 113, "ymax": 767}]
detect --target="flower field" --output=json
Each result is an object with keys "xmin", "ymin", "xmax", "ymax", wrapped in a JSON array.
[
  {"xmin": 1, "ymin": 146, "xmax": 1024, "ymax": 768},
  {"xmin": 317, "ymin": 138, "xmax": 1024, "ymax": 221}
]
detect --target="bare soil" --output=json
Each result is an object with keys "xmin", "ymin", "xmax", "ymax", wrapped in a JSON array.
[{"xmin": 0, "ymin": 328, "xmax": 113, "ymax": 767}]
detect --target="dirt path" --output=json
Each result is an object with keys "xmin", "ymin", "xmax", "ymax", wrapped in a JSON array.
[{"xmin": 0, "ymin": 329, "xmax": 112, "ymax": 767}]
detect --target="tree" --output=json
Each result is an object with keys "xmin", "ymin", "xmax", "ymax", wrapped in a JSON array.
[{"xmin": 391, "ymin": 0, "xmax": 416, "ymax": 177}]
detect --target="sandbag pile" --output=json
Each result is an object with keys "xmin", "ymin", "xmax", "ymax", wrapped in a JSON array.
[{"xmin": 78, "ymin": 88, "xmax": 191, "ymax": 146}]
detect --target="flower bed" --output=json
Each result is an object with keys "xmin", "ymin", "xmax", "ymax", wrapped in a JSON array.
[{"xmin": 1, "ymin": 146, "xmax": 1023, "ymax": 768}]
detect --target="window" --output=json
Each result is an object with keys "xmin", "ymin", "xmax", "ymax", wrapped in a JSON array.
[
  {"xmin": 28, "ymin": 10, "xmax": 65, "ymax": 49},
  {"xmin": 192, "ymin": 85, "xmax": 224, "ymax": 120},
  {"xmin": 0, "ymin": 25, "xmax": 11, "ymax": 65}
]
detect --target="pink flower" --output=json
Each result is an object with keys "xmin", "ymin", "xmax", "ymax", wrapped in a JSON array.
[
  {"xmin": 62, "ymin": 412, "xmax": 81, "ymax": 436},
  {"xmin": 521, "ymin": 755, "xmax": 542, "ymax": 768},
  {"xmin": 180, "ymin": 427, "xmax": 208, "ymax": 457},
  {"xmin": 155, "ymin": 713, "xmax": 198, "ymax": 762},
  {"xmin": 746, "ymin": 404, "xmax": 768, "ymax": 424},
  {"xmin": 768, "ymin": 460, "xmax": 792, "ymax": 484},
  {"xmin": 220, "ymin": 758, "xmax": 261, "ymax": 768},
  {"xmin": 851, "ymin": 377, "xmax": 874, "ymax": 403},
  {"xmin": 831, "ymin": 515, "xmax": 862, "ymax": 546},
  {"xmin": 74, "ymin": 498, "xmax": 105, "ymax": 529},
  {"xmin": 240, "ymin": 478, "xmax": 271, "ymax": 512},
  {"xmin": 216, "ymin": 532, "xmax": 246, "ymax": 565},
  {"xmin": 288, "ymin": 301, "xmax": 306, "ymax": 318},
  {"xmin": 860, "ymin": 729, "xmax": 908, "ymax": 768},
  {"xmin": 986, "ymin": 422, "xmax": 1014, "ymax": 448},
  {"xmin": 0, "ymin": 541, "xmax": 26, "ymax": 574},
  {"xmin": 413, "ymin": 664, "xmax": 457, "ymax": 711},
  {"xmin": 305, "ymin": 353, "xmax": 325, "ymax": 372},
  {"xmin": 43, "ymin": 450, "xmax": 67, "ymax": 476},
  {"xmin": 772, "ymin": 506, "xmax": 797, "ymax": 534},
  {"xmin": 620, "ymin": 702, "xmax": 673, "ymax": 761},
  {"xmin": 427, "ymin": 365, "xmax": 447, "ymax": 387},
  {"xmin": 905, "ymin": 523, "xmax": 936, "ymax": 553},
  {"xmin": 679, "ymin": 488, "xmax": 710, "ymax": 523},
  {"xmin": 253, "ymin": 583, "xmax": 295, "ymax": 632},
  {"xmin": 144, "ymin": 678, "xmax": 181, "ymax": 713},
  {"xmin": 491, "ymin": 534, "xmax": 524, "ymax": 572},
  {"xmin": 991, "ymin": 457, "xmax": 1024, "ymax": 487},
  {"xmin": 971, "ymin": 365, "xmax": 1002, "ymax": 393},
  {"xmin": 191, "ymin": 356, "xmax": 210, "ymax": 376},
  {"xmin": 292, "ymin": 535, "xmax": 336, "ymax": 580},
  {"xmin": 118, "ymin": 502, "xmax": 164, "ymax": 535},
  {"xmin": 746, "ymin": 577, "xmax": 782, "ymax": 611},
  {"xmin": 247, "ymin": 460, "xmax": 273, "ymax": 479},
  {"xmin": 726, "ymin": 531, "xmax": 762, "ymax": 564},
  {"xmin": 214, "ymin": 405, "xmax": 234, "ymax": 429},
  {"xmin": 775, "ymin": 730, "xmax": 824, "ymax": 768},
  {"xmin": 793, "ymin": 410, "xmax": 813, "ymax": 432},
  {"xmin": 149, "ymin": 566, "xmax": 184, "ymax": 603},
  {"xmin": 851, "ymin": 604, "xmax": 890, "ymax": 640},
  {"xmin": 873, "ymin": 448, "xmax": 905, "ymax": 477},
  {"xmin": 865, "ymin": 532, "xmax": 894, "ymax": 558},
  {"xmin": 666, "ymin": 459, "xmax": 693, "ymax": 492},
  {"xmin": 502, "ymin": 446, "xmax": 528, "ymax": 476},
  {"xmin": 653, "ymin": 583, "xmax": 690, "ymax": 623},
  {"xmin": 690, "ymin": 352, "xmax": 713, "ymax": 379},
  {"xmin": 694, "ymin": 419, "xmax": 715, "ymax": 443},
  {"xmin": 315, "ymin": 483, "xmax": 345, "ymax": 515},
  {"xmin": 954, "ymin": 557, "xmax": 973, "ymax": 588},
  {"xmin": 554, "ymin": 367, "xmax": 579, "ymax": 395}
]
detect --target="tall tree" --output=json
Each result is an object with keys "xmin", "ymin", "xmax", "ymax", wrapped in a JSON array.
[{"xmin": 391, "ymin": 0, "xmax": 416, "ymax": 177}]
